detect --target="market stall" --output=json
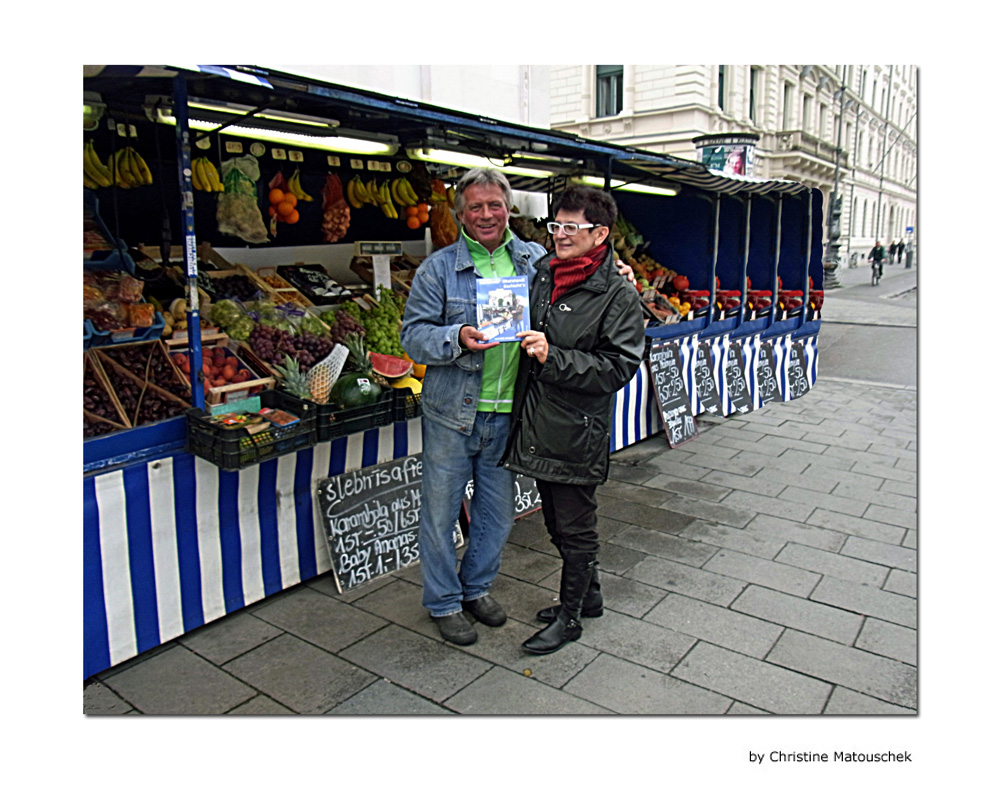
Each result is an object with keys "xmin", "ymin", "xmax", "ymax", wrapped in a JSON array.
[{"xmin": 83, "ymin": 65, "xmax": 823, "ymax": 679}]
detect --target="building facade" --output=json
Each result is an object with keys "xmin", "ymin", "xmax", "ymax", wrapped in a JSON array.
[{"xmin": 550, "ymin": 65, "xmax": 917, "ymax": 266}]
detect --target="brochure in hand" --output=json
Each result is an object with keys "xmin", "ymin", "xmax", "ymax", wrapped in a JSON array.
[{"xmin": 475, "ymin": 275, "xmax": 531, "ymax": 342}]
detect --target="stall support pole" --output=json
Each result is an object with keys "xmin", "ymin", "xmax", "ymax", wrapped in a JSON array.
[
  {"xmin": 737, "ymin": 196, "xmax": 752, "ymax": 327},
  {"xmin": 803, "ymin": 191, "xmax": 813, "ymax": 300},
  {"xmin": 709, "ymin": 194, "xmax": 720, "ymax": 316},
  {"xmin": 173, "ymin": 75, "xmax": 204, "ymax": 409},
  {"xmin": 767, "ymin": 196, "xmax": 783, "ymax": 329}
]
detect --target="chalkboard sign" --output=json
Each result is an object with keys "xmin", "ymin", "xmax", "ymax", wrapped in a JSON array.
[
  {"xmin": 725, "ymin": 341, "xmax": 754, "ymax": 414},
  {"xmin": 694, "ymin": 342, "xmax": 723, "ymax": 415},
  {"xmin": 316, "ymin": 454, "xmax": 463, "ymax": 593},
  {"xmin": 756, "ymin": 340, "xmax": 782, "ymax": 405},
  {"xmin": 786, "ymin": 340, "xmax": 810, "ymax": 400},
  {"xmin": 647, "ymin": 340, "xmax": 698, "ymax": 446},
  {"xmin": 463, "ymin": 473, "xmax": 542, "ymax": 522}
]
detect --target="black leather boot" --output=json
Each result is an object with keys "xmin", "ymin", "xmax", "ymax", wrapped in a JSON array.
[
  {"xmin": 536, "ymin": 564, "xmax": 603, "ymax": 622},
  {"xmin": 523, "ymin": 554, "xmax": 596, "ymax": 655}
]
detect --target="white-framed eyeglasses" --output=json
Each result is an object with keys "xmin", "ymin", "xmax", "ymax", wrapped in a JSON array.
[{"xmin": 546, "ymin": 221, "xmax": 607, "ymax": 235}]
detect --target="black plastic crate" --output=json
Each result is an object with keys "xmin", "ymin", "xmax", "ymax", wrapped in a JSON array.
[
  {"xmin": 316, "ymin": 393, "xmax": 394, "ymax": 442},
  {"xmin": 186, "ymin": 389, "xmax": 317, "ymax": 471},
  {"xmin": 392, "ymin": 387, "xmax": 423, "ymax": 422}
]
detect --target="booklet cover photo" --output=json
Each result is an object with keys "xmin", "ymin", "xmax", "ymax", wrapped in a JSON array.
[{"xmin": 476, "ymin": 276, "xmax": 531, "ymax": 342}]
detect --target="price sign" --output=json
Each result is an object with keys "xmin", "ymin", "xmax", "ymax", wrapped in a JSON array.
[
  {"xmin": 316, "ymin": 454, "xmax": 463, "ymax": 593},
  {"xmin": 694, "ymin": 342, "xmax": 723, "ymax": 415},
  {"xmin": 224, "ymin": 140, "xmax": 244, "ymax": 153},
  {"xmin": 725, "ymin": 341, "xmax": 754, "ymax": 414},
  {"xmin": 756, "ymin": 340, "xmax": 781, "ymax": 405},
  {"xmin": 647, "ymin": 340, "xmax": 698, "ymax": 446},
  {"xmin": 786, "ymin": 340, "xmax": 809, "ymax": 400},
  {"xmin": 463, "ymin": 473, "xmax": 542, "ymax": 522}
]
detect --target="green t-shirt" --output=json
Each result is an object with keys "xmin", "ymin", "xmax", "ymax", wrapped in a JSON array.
[{"xmin": 463, "ymin": 228, "xmax": 521, "ymax": 413}]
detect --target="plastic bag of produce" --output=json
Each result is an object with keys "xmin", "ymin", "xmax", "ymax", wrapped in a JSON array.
[{"xmin": 217, "ymin": 155, "xmax": 268, "ymax": 244}]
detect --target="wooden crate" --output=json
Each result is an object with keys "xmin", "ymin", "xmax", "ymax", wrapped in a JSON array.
[{"xmin": 166, "ymin": 333, "xmax": 275, "ymax": 406}]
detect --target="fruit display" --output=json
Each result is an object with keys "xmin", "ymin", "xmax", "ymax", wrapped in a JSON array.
[
  {"xmin": 207, "ymin": 299, "xmax": 256, "ymax": 342},
  {"xmin": 319, "ymin": 308, "xmax": 366, "ymax": 342},
  {"xmin": 287, "ymin": 169, "xmax": 313, "ymax": 202},
  {"xmin": 370, "ymin": 352, "xmax": 413, "ymax": 380},
  {"xmin": 611, "ymin": 214, "xmax": 645, "ymax": 258},
  {"xmin": 172, "ymin": 345, "xmax": 265, "ymax": 398},
  {"xmin": 191, "ymin": 157, "xmax": 224, "ymax": 192},
  {"xmin": 627, "ymin": 253, "xmax": 677, "ymax": 291},
  {"xmin": 108, "ymin": 146, "xmax": 154, "ymax": 189},
  {"xmin": 340, "ymin": 287, "xmax": 406, "ymax": 358},
  {"xmin": 217, "ymin": 155, "xmax": 269, "ymax": 244},
  {"xmin": 83, "ymin": 140, "xmax": 114, "ymax": 190},
  {"xmin": 346, "ymin": 175, "xmax": 407, "ymax": 220},
  {"xmin": 328, "ymin": 333, "xmax": 384, "ymax": 410},
  {"xmin": 267, "ymin": 173, "xmax": 301, "ymax": 233},
  {"xmin": 96, "ymin": 350, "xmax": 189, "ymax": 427},
  {"xmin": 321, "ymin": 174, "xmax": 351, "ymax": 243},
  {"xmin": 429, "ymin": 180, "xmax": 458, "ymax": 248},
  {"xmin": 247, "ymin": 323, "xmax": 335, "ymax": 372},
  {"xmin": 84, "ymin": 354, "xmax": 128, "ymax": 437},
  {"xmin": 84, "ymin": 268, "xmax": 155, "ymax": 333},
  {"xmin": 202, "ymin": 271, "xmax": 263, "ymax": 302},
  {"xmin": 100, "ymin": 342, "xmax": 191, "ymax": 402}
]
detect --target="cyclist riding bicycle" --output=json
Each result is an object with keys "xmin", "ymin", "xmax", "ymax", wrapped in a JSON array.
[{"xmin": 868, "ymin": 241, "xmax": 886, "ymax": 278}]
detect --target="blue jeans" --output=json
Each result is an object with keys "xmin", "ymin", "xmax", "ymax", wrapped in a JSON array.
[{"xmin": 419, "ymin": 411, "xmax": 514, "ymax": 617}]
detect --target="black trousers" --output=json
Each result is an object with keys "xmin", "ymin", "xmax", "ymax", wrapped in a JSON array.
[{"xmin": 535, "ymin": 479, "xmax": 600, "ymax": 558}]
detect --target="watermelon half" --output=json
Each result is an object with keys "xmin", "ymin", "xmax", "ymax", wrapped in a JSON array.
[{"xmin": 370, "ymin": 352, "xmax": 413, "ymax": 379}]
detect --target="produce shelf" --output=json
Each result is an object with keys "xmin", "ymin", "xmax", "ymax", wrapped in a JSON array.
[
  {"xmin": 315, "ymin": 392, "xmax": 394, "ymax": 442},
  {"xmin": 186, "ymin": 389, "xmax": 317, "ymax": 472}
]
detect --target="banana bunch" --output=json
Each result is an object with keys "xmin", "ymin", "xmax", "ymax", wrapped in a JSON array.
[
  {"xmin": 346, "ymin": 176, "xmax": 370, "ymax": 209},
  {"xmin": 390, "ymin": 176, "xmax": 420, "ymax": 207},
  {"xmin": 83, "ymin": 140, "xmax": 113, "ymax": 189},
  {"xmin": 103, "ymin": 146, "xmax": 154, "ymax": 189},
  {"xmin": 191, "ymin": 157, "xmax": 224, "ymax": 192},
  {"xmin": 288, "ymin": 169, "xmax": 313, "ymax": 201},
  {"xmin": 346, "ymin": 176, "xmax": 399, "ymax": 218}
]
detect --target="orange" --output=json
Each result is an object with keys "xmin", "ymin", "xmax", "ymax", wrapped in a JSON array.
[
  {"xmin": 284, "ymin": 209, "xmax": 300, "ymax": 224},
  {"xmin": 268, "ymin": 188, "xmax": 285, "ymax": 205},
  {"xmin": 268, "ymin": 205, "xmax": 277, "ymax": 218},
  {"xmin": 417, "ymin": 211, "xmax": 429, "ymax": 224},
  {"xmin": 417, "ymin": 203, "xmax": 428, "ymax": 214},
  {"xmin": 277, "ymin": 201, "xmax": 296, "ymax": 218},
  {"xmin": 283, "ymin": 191, "xmax": 297, "ymax": 207},
  {"xmin": 406, "ymin": 215, "xmax": 420, "ymax": 229},
  {"xmin": 405, "ymin": 206, "xmax": 418, "ymax": 217}
]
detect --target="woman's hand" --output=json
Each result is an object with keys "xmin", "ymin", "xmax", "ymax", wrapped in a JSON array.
[
  {"xmin": 517, "ymin": 330, "xmax": 549, "ymax": 364},
  {"xmin": 616, "ymin": 259, "xmax": 635, "ymax": 284}
]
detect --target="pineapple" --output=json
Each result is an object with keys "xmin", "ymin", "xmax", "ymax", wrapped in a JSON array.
[
  {"xmin": 273, "ymin": 354, "xmax": 312, "ymax": 401},
  {"xmin": 342, "ymin": 332, "xmax": 373, "ymax": 375}
]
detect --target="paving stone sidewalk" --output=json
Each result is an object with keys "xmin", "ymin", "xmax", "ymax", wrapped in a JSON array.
[{"xmin": 84, "ymin": 377, "xmax": 917, "ymax": 716}]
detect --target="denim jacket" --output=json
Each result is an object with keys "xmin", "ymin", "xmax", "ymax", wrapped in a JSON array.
[{"xmin": 400, "ymin": 231, "xmax": 546, "ymax": 434}]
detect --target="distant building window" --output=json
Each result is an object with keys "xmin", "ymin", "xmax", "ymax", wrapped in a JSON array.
[
  {"xmin": 596, "ymin": 65, "xmax": 623, "ymax": 118},
  {"xmin": 783, "ymin": 82, "xmax": 794, "ymax": 128},
  {"xmin": 718, "ymin": 65, "xmax": 727, "ymax": 110},
  {"xmin": 749, "ymin": 67, "xmax": 760, "ymax": 122},
  {"xmin": 802, "ymin": 94, "xmax": 813, "ymax": 132}
]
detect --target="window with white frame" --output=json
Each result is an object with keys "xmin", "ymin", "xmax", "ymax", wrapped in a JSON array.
[{"xmin": 595, "ymin": 65, "xmax": 623, "ymax": 118}]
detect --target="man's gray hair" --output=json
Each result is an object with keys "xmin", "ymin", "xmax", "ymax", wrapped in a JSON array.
[{"xmin": 454, "ymin": 167, "xmax": 513, "ymax": 213}]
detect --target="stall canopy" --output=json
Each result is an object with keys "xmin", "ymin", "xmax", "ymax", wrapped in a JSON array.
[{"xmin": 83, "ymin": 64, "xmax": 812, "ymax": 199}]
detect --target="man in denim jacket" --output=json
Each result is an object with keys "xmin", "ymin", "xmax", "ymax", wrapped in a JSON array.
[{"xmin": 401, "ymin": 168, "xmax": 546, "ymax": 645}]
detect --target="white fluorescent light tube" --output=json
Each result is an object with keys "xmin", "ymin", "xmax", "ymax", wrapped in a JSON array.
[
  {"xmin": 408, "ymin": 148, "xmax": 552, "ymax": 178},
  {"xmin": 180, "ymin": 118, "xmax": 396, "ymax": 154},
  {"xmin": 574, "ymin": 176, "xmax": 677, "ymax": 196}
]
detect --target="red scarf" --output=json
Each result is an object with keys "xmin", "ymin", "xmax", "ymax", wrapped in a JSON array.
[{"xmin": 550, "ymin": 244, "xmax": 609, "ymax": 303}]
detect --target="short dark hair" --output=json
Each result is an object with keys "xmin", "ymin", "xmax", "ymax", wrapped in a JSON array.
[{"xmin": 552, "ymin": 185, "xmax": 617, "ymax": 228}]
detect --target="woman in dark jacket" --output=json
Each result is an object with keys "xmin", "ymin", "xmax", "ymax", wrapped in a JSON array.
[{"xmin": 500, "ymin": 185, "xmax": 646, "ymax": 654}]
